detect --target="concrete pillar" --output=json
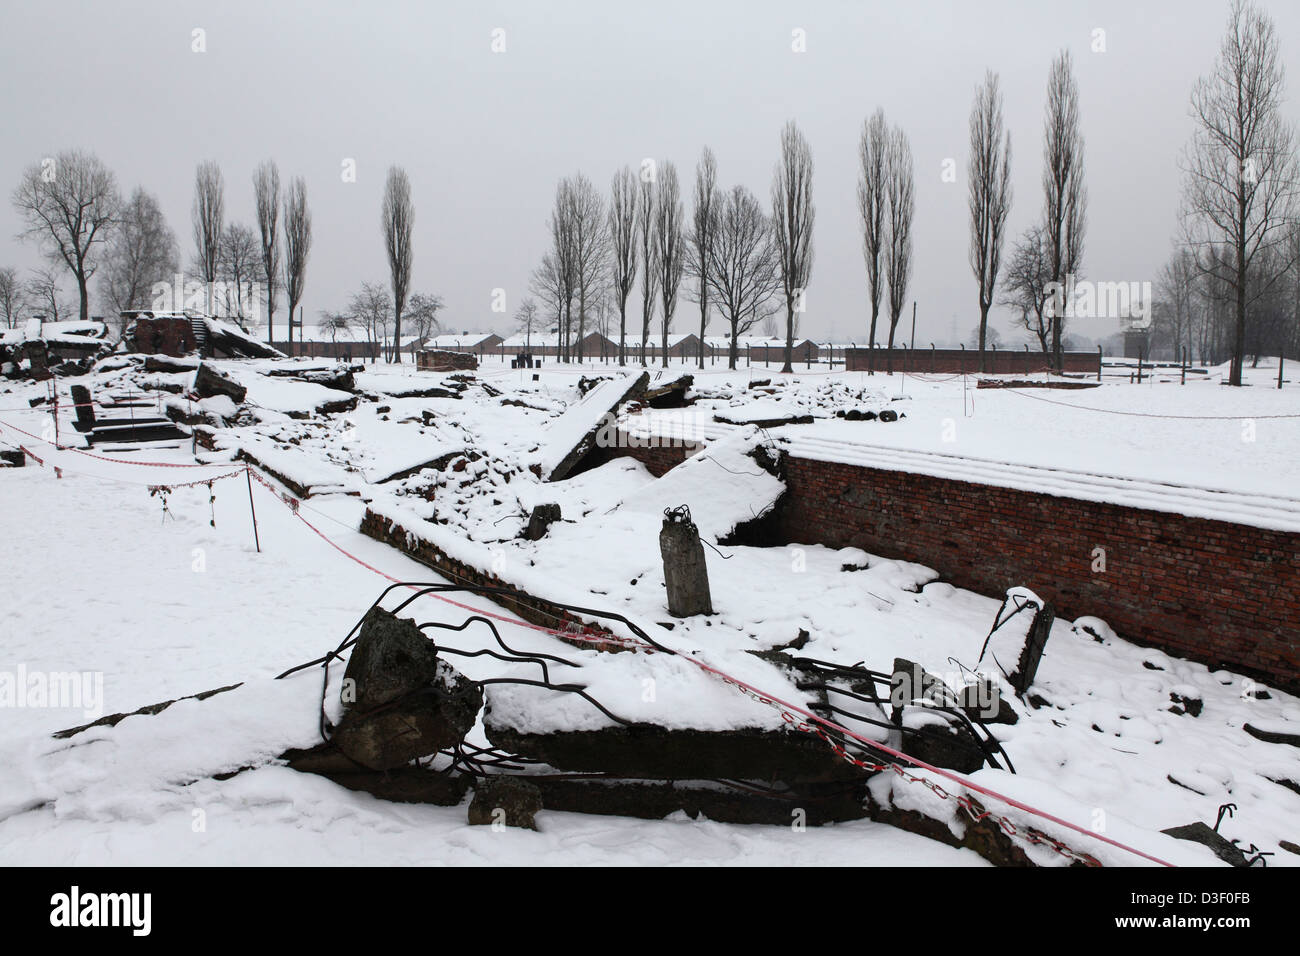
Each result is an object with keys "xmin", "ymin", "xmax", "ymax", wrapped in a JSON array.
[{"xmin": 660, "ymin": 505, "xmax": 712, "ymax": 617}]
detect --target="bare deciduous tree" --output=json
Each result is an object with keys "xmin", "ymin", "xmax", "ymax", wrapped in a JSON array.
[
  {"xmin": 1042, "ymin": 50, "xmax": 1087, "ymax": 371},
  {"xmin": 1181, "ymin": 0, "xmax": 1299, "ymax": 385},
  {"xmin": 608, "ymin": 166, "xmax": 639, "ymax": 366},
  {"xmin": 1156, "ymin": 248, "xmax": 1201, "ymax": 363},
  {"xmin": 1001, "ymin": 225, "xmax": 1053, "ymax": 355},
  {"xmin": 26, "ymin": 267, "xmax": 70, "ymax": 322},
  {"xmin": 348, "ymin": 281, "xmax": 391, "ymax": 363},
  {"xmin": 218, "ymin": 223, "xmax": 258, "ymax": 322},
  {"xmin": 98, "ymin": 186, "xmax": 178, "ymax": 336},
  {"xmin": 254, "ymin": 161, "xmax": 281, "ymax": 346},
  {"xmin": 11, "ymin": 149, "xmax": 121, "ymax": 323},
  {"xmin": 382, "ymin": 166, "xmax": 414, "ymax": 363},
  {"xmin": 655, "ymin": 162, "xmax": 685, "ymax": 368},
  {"xmin": 687, "ymin": 147, "xmax": 719, "ymax": 369},
  {"xmin": 772, "ymin": 121, "xmax": 815, "ymax": 374},
  {"xmin": 191, "ymin": 161, "xmax": 224, "ymax": 315},
  {"xmin": 638, "ymin": 171, "xmax": 660, "ymax": 366},
  {"xmin": 857, "ymin": 110, "xmax": 889, "ymax": 365},
  {"xmin": 531, "ymin": 251, "xmax": 566, "ymax": 344},
  {"xmin": 405, "ymin": 291, "xmax": 443, "ymax": 352},
  {"xmin": 968, "ymin": 71, "xmax": 1013, "ymax": 372},
  {"xmin": 884, "ymin": 126, "xmax": 915, "ymax": 367},
  {"xmin": 706, "ymin": 185, "xmax": 782, "ymax": 369},
  {"xmin": 282, "ymin": 176, "xmax": 312, "ymax": 356},
  {"xmin": 0, "ymin": 267, "xmax": 26, "ymax": 329},
  {"xmin": 514, "ymin": 296, "xmax": 540, "ymax": 350}
]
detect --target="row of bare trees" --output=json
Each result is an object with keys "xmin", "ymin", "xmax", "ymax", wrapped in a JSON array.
[
  {"xmin": 965, "ymin": 50, "xmax": 1088, "ymax": 374},
  {"xmin": 857, "ymin": 112, "xmax": 917, "ymax": 371},
  {"xmin": 193, "ymin": 160, "xmax": 313, "ymax": 348},
  {"xmin": 529, "ymin": 122, "xmax": 817, "ymax": 372}
]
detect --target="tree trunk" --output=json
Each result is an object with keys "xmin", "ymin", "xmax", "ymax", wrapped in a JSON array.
[
  {"xmin": 76, "ymin": 269, "xmax": 90, "ymax": 323},
  {"xmin": 977, "ymin": 302, "xmax": 989, "ymax": 373},
  {"xmin": 618, "ymin": 303, "xmax": 626, "ymax": 367},
  {"xmin": 698, "ymin": 297, "xmax": 706, "ymax": 370},
  {"xmin": 1231, "ymin": 237, "xmax": 1247, "ymax": 386},
  {"xmin": 781, "ymin": 300, "xmax": 794, "ymax": 373},
  {"xmin": 868, "ymin": 305, "xmax": 879, "ymax": 373}
]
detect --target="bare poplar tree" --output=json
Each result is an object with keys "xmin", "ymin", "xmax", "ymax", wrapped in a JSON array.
[
  {"xmin": 608, "ymin": 166, "xmax": 639, "ymax": 366},
  {"xmin": 968, "ymin": 71, "xmax": 1013, "ymax": 372},
  {"xmin": 282, "ymin": 176, "xmax": 312, "ymax": 356},
  {"xmin": 655, "ymin": 162, "xmax": 685, "ymax": 368},
  {"xmin": 1042, "ymin": 50, "xmax": 1087, "ymax": 371},
  {"xmin": 567, "ymin": 173, "xmax": 607, "ymax": 362},
  {"xmin": 254, "ymin": 160, "xmax": 281, "ymax": 345},
  {"xmin": 687, "ymin": 147, "xmax": 719, "ymax": 369},
  {"xmin": 857, "ymin": 111, "xmax": 889, "ymax": 368},
  {"xmin": 381, "ymin": 166, "xmax": 414, "ymax": 363},
  {"xmin": 884, "ymin": 126, "xmax": 915, "ymax": 367},
  {"xmin": 99, "ymin": 186, "xmax": 178, "ymax": 333},
  {"xmin": 547, "ymin": 180, "xmax": 578, "ymax": 361},
  {"xmin": 772, "ymin": 121, "xmax": 815, "ymax": 373},
  {"xmin": 1181, "ymin": 0, "xmax": 1299, "ymax": 385},
  {"xmin": 706, "ymin": 185, "xmax": 782, "ymax": 369},
  {"xmin": 191, "ymin": 161, "xmax": 224, "ymax": 315},
  {"xmin": 11, "ymin": 149, "xmax": 121, "ymax": 323},
  {"xmin": 638, "ymin": 171, "xmax": 660, "ymax": 366}
]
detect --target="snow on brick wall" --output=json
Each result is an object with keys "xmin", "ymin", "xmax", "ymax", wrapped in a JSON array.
[{"xmin": 776, "ymin": 454, "xmax": 1300, "ymax": 691}]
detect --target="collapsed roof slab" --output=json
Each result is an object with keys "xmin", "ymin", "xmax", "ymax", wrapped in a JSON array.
[{"xmin": 536, "ymin": 372, "xmax": 648, "ymax": 482}]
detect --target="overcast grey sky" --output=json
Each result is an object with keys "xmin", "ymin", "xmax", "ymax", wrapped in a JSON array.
[{"xmin": 3, "ymin": 0, "xmax": 1298, "ymax": 345}]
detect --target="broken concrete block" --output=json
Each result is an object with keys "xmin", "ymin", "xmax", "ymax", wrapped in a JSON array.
[
  {"xmin": 524, "ymin": 503, "xmax": 561, "ymax": 541},
  {"xmin": 69, "ymin": 384, "xmax": 96, "ymax": 430},
  {"xmin": 484, "ymin": 720, "xmax": 865, "ymax": 784},
  {"xmin": 468, "ymin": 776, "xmax": 543, "ymax": 829},
  {"xmin": 330, "ymin": 608, "xmax": 483, "ymax": 771},
  {"xmin": 979, "ymin": 589, "xmax": 1054, "ymax": 696},
  {"xmin": 1161, "ymin": 822, "xmax": 1250, "ymax": 867},
  {"xmin": 660, "ymin": 507, "xmax": 712, "ymax": 617},
  {"xmin": 193, "ymin": 363, "xmax": 247, "ymax": 403},
  {"xmin": 645, "ymin": 373, "xmax": 694, "ymax": 408}
]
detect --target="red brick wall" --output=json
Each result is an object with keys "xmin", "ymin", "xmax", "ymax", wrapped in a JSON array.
[
  {"xmin": 130, "ymin": 318, "xmax": 196, "ymax": 357},
  {"xmin": 845, "ymin": 348, "xmax": 1100, "ymax": 375},
  {"xmin": 777, "ymin": 454, "xmax": 1300, "ymax": 691}
]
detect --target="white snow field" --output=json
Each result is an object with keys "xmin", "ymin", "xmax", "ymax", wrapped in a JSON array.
[{"xmin": 1, "ymin": 354, "xmax": 1297, "ymax": 866}]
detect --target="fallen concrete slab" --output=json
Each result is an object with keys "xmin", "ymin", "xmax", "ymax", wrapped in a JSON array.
[{"xmin": 537, "ymin": 372, "xmax": 648, "ymax": 481}]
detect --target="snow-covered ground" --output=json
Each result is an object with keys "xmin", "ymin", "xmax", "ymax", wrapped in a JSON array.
[{"xmin": 1, "ymin": 355, "xmax": 1297, "ymax": 866}]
